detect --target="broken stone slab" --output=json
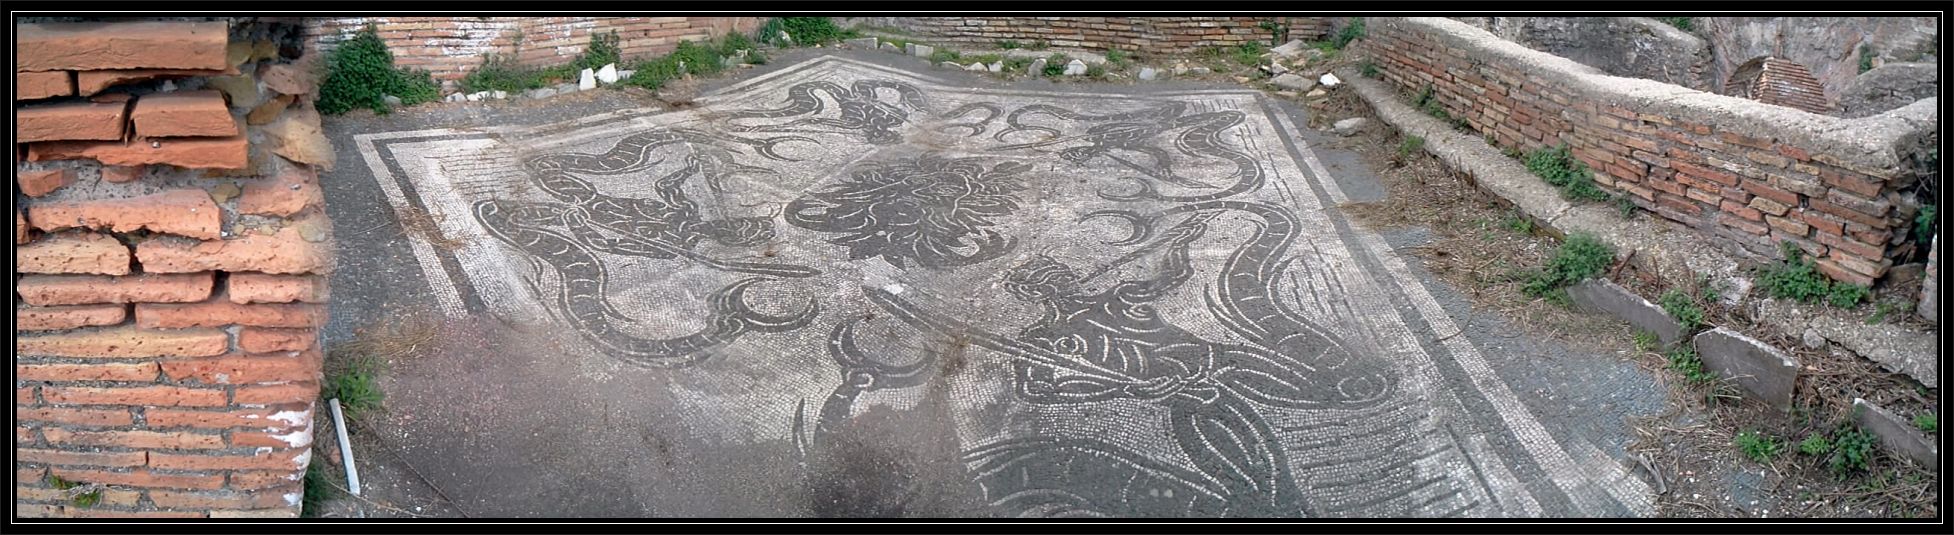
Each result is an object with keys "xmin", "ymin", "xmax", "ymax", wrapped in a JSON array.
[
  {"xmin": 578, "ymin": 68, "xmax": 597, "ymax": 90},
  {"xmin": 1306, "ymin": 88, "xmax": 1328, "ymax": 99},
  {"xmin": 1568, "ymin": 279, "xmax": 1687, "ymax": 347},
  {"xmin": 1692, "ymin": 327, "xmax": 1800, "ymax": 410},
  {"xmin": 1028, "ymin": 58, "xmax": 1047, "ymax": 75},
  {"xmin": 596, "ymin": 63, "xmax": 619, "ymax": 84},
  {"xmin": 1265, "ymin": 62, "xmax": 1290, "ymax": 76},
  {"xmin": 988, "ymin": 61, "xmax": 1002, "ymax": 73},
  {"xmin": 1851, "ymin": 398, "xmax": 1939, "ymax": 472},
  {"xmin": 1188, "ymin": 66, "xmax": 1212, "ymax": 75},
  {"xmin": 907, "ymin": 43, "xmax": 933, "ymax": 58},
  {"xmin": 1138, "ymin": 67, "xmax": 1158, "ymax": 81},
  {"xmin": 1271, "ymin": 73, "xmax": 1316, "ymax": 92},
  {"xmin": 1271, "ymin": 39, "xmax": 1308, "ymax": 58},
  {"xmin": 1333, "ymin": 117, "xmax": 1368, "ymax": 136},
  {"xmin": 845, "ymin": 37, "xmax": 878, "ymax": 49},
  {"xmin": 1755, "ymin": 298, "xmax": 1937, "ymax": 388},
  {"xmin": 966, "ymin": 62, "xmax": 988, "ymax": 71},
  {"xmin": 554, "ymin": 82, "xmax": 578, "ymax": 95},
  {"xmin": 525, "ymin": 87, "xmax": 556, "ymax": 99},
  {"xmin": 881, "ymin": 42, "xmax": 901, "ymax": 53},
  {"xmin": 1063, "ymin": 59, "xmax": 1087, "ymax": 76}
]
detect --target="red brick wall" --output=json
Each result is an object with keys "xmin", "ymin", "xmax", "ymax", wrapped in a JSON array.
[
  {"xmin": 848, "ymin": 16, "xmax": 1331, "ymax": 54},
  {"xmin": 1367, "ymin": 18, "xmax": 1930, "ymax": 286},
  {"xmin": 301, "ymin": 17, "xmax": 763, "ymax": 84},
  {"xmin": 16, "ymin": 18, "xmax": 331, "ymax": 519}
]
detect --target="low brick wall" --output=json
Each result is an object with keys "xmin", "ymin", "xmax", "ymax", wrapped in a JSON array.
[
  {"xmin": 1367, "ymin": 17, "xmax": 1936, "ymax": 286},
  {"xmin": 301, "ymin": 17, "xmax": 762, "ymax": 84},
  {"xmin": 846, "ymin": 16, "xmax": 1332, "ymax": 54},
  {"xmin": 16, "ymin": 18, "xmax": 332, "ymax": 519}
]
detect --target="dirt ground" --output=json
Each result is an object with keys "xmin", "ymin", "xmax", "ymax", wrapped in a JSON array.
[{"xmin": 1309, "ymin": 84, "xmax": 1939, "ymax": 519}]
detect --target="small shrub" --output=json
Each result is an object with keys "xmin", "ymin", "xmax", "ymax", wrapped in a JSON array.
[
  {"xmin": 318, "ymin": 26, "xmax": 442, "ymax": 115},
  {"xmin": 1085, "ymin": 64, "xmax": 1107, "ymax": 78},
  {"xmin": 1042, "ymin": 54, "xmax": 1071, "ymax": 76},
  {"xmin": 929, "ymin": 48, "xmax": 962, "ymax": 64},
  {"xmin": 763, "ymin": 17, "xmax": 852, "ymax": 47},
  {"xmin": 1799, "ymin": 434, "xmax": 1833, "ymax": 456},
  {"xmin": 1828, "ymin": 428, "xmax": 1876, "ymax": 476},
  {"xmin": 1615, "ymin": 196, "xmax": 1639, "ymax": 219},
  {"xmin": 1916, "ymin": 412, "xmax": 1938, "ymax": 433},
  {"xmin": 1259, "ymin": 19, "xmax": 1289, "ymax": 46},
  {"xmin": 1397, "ymin": 135, "xmax": 1426, "ymax": 160},
  {"xmin": 745, "ymin": 49, "xmax": 769, "ymax": 65},
  {"xmin": 1826, "ymin": 282, "xmax": 1868, "ymax": 309},
  {"xmin": 997, "ymin": 39, "xmax": 1022, "ymax": 50},
  {"xmin": 1859, "ymin": 45, "xmax": 1877, "ymax": 74},
  {"xmin": 460, "ymin": 55, "xmax": 550, "ymax": 94},
  {"xmin": 1736, "ymin": 430, "xmax": 1781, "ymax": 463},
  {"xmin": 1522, "ymin": 233, "xmax": 1615, "ymax": 298},
  {"xmin": 1360, "ymin": 61, "xmax": 1380, "ymax": 79},
  {"xmin": 1657, "ymin": 17, "xmax": 1695, "ymax": 32},
  {"xmin": 1759, "ymin": 242, "xmax": 1833, "ymax": 303},
  {"xmin": 965, "ymin": 53, "xmax": 1003, "ymax": 66},
  {"xmin": 1332, "ymin": 17, "xmax": 1367, "ymax": 49},
  {"xmin": 302, "ymin": 458, "xmax": 340, "ymax": 517},
  {"xmin": 577, "ymin": 30, "xmax": 622, "ymax": 72},
  {"xmin": 1002, "ymin": 56, "xmax": 1037, "ymax": 73},
  {"xmin": 1501, "ymin": 211, "xmax": 1534, "ymax": 234},
  {"xmin": 1659, "ymin": 289, "xmax": 1706, "ymax": 333},
  {"xmin": 1230, "ymin": 41, "xmax": 1268, "ymax": 67}
]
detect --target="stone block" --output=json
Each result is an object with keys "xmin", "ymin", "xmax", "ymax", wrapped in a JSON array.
[
  {"xmin": 1851, "ymin": 398, "xmax": 1938, "ymax": 472},
  {"xmin": 1691, "ymin": 327, "xmax": 1800, "ymax": 410},
  {"xmin": 1567, "ymin": 279, "xmax": 1685, "ymax": 347}
]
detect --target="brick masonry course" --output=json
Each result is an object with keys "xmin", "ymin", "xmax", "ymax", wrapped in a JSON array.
[{"xmin": 14, "ymin": 17, "xmax": 329, "ymax": 519}]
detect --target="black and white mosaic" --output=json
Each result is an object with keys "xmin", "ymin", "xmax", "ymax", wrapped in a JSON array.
[{"xmin": 356, "ymin": 56, "xmax": 1654, "ymax": 518}]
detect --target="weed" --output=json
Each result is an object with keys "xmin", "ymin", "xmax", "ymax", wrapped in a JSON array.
[
  {"xmin": 1827, "ymin": 281, "xmax": 1868, "ymax": 309},
  {"xmin": 324, "ymin": 351, "xmax": 386, "ymax": 421},
  {"xmin": 459, "ymin": 55, "xmax": 548, "ymax": 94},
  {"xmin": 929, "ymin": 48, "xmax": 962, "ymax": 64},
  {"xmin": 1829, "ymin": 427, "xmax": 1875, "ymax": 477},
  {"xmin": 1522, "ymin": 232, "xmax": 1615, "ymax": 298},
  {"xmin": 1866, "ymin": 299, "xmax": 1912, "ymax": 324},
  {"xmin": 997, "ymin": 39, "xmax": 1022, "ymax": 50},
  {"xmin": 1665, "ymin": 345, "xmax": 1717, "ymax": 384},
  {"xmin": 1397, "ymin": 135, "xmax": 1426, "ymax": 160},
  {"xmin": 1259, "ymin": 19, "xmax": 1289, "ymax": 46},
  {"xmin": 1736, "ymin": 430, "xmax": 1781, "ymax": 462},
  {"xmin": 1332, "ymin": 17, "xmax": 1367, "ymax": 49},
  {"xmin": 318, "ymin": 25, "xmax": 441, "ymax": 115},
  {"xmin": 1228, "ymin": 41, "xmax": 1268, "ymax": 67},
  {"xmin": 1860, "ymin": 45, "xmax": 1877, "ymax": 74},
  {"xmin": 1916, "ymin": 203, "xmax": 1936, "ymax": 243},
  {"xmin": 302, "ymin": 458, "xmax": 340, "ymax": 517},
  {"xmin": 1697, "ymin": 275, "xmax": 1723, "ymax": 305},
  {"xmin": 1659, "ymin": 289, "xmax": 1706, "ymax": 333},
  {"xmin": 1614, "ymin": 195, "xmax": 1639, "ymax": 219},
  {"xmin": 1042, "ymin": 54, "xmax": 1072, "ymax": 76},
  {"xmin": 1915, "ymin": 412, "xmax": 1938, "ymax": 433},
  {"xmin": 1360, "ymin": 60, "xmax": 1380, "ymax": 78},
  {"xmin": 965, "ymin": 53, "xmax": 1003, "ymax": 66},
  {"xmin": 1501, "ymin": 211, "xmax": 1535, "ymax": 234},
  {"xmin": 1759, "ymin": 242, "xmax": 1834, "ymax": 303},
  {"xmin": 1524, "ymin": 145, "xmax": 1609, "ymax": 202},
  {"xmin": 47, "ymin": 474, "xmax": 101, "ymax": 508},
  {"xmin": 1657, "ymin": 17, "xmax": 1695, "ymax": 32},
  {"xmin": 1002, "ymin": 56, "xmax": 1036, "ymax": 73},
  {"xmin": 745, "ymin": 49, "xmax": 769, "ymax": 65},
  {"xmin": 1085, "ymin": 64, "xmax": 1107, "ymax": 78},
  {"xmin": 1633, "ymin": 330, "xmax": 1660, "ymax": 353},
  {"xmin": 1026, "ymin": 39, "xmax": 1050, "ymax": 50},
  {"xmin": 1799, "ymin": 434, "xmax": 1833, "ymax": 456},
  {"xmin": 623, "ymin": 35, "xmax": 749, "ymax": 90}
]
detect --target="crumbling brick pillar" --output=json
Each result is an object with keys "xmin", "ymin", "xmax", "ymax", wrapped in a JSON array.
[{"xmin": 16, "ymin": 18, "xmax": 334, "ymax": 519}]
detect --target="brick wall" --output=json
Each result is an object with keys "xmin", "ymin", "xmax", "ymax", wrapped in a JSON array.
[
  {"xmin": 1366, "ymin": 18, "xmax": 1935, "ymax": 286},
  {"xmin": 845, "ymin": 17, "xmax": 1331, "ymax": 54},
  {"xmin": 301, "ymin": 17, "xmax": 763, "ymax": 84},
  {"xmin": 16, "ymin": 18, "xmax": 332, "ymax": 519}
]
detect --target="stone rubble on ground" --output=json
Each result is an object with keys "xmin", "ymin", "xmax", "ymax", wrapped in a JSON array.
[
  {"xmin": 1265, "ymin": 62, "xmax": 1290, "ymax": 76},
  {"xmin": 595, "ymin": 63, "xmax": 619, "ymax": 84},
  {"xmin": 578, "ymin": 68, "xmax": 597, "ymax": 90},
  {"xmin": 525, "ymin": 87, "xmax": 556, "ymax": 99},
  {"xmin": 382, "ymin": 94, "xmax": 402, "ymax": 106},
  {"xmin": 1270, "ymin": 39, "xmax": 1308, "ymax": 58},
  {"xmin": 618, "ymin": 69, "xmax": 635, "ymax": 80},
  {"xmin": 554, "ymin": 82, "xmax": 578, "ymax": 95},
  {"xmin": 1028, "ymin": 58, "xmax": 1047, "ymax": 75},
  {"xmin": 1333, "ymin": 117, "xmax": 1368, "ymax": 136},
  {"xmin": 882, "ymin": 42, "xmax": 902, "ymax": 53},
  {"xmin": 988, "ymin": 61, "xmax": 1002, "ymax": 73},
  {"xmin": 1319, "ymin": 72, "xmax": 1342, "ymax": 87},
  {"xmin": 491, "ymin": 90, "xmax": 507, "ymax": 99},
  {"xmin": 1271, "ymin": 73, "xmax": 1315, "ymax": 92},
  {"xmin": 845, "ymin": 37, "xmax": 879, "ymax": 49},
  {"xmin": 1138, "ymin": 67, "xmax": 1158, "ymax": 81},
  {"xmin": 1064, "ymin": 59, "xmax": 1087, "ymax": 76}
]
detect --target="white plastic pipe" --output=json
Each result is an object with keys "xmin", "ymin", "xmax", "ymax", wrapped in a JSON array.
[{"xmin": 329, "ymin": 399, "xmax": 362, "ymax": 496}]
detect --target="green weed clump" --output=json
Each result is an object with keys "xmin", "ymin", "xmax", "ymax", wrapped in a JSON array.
[
  {"xmin": 1799, "ymin": 434, "xmax": 1833, "ymax": 456},
  {"xmin": 1758, "ymin": 242, "xmax": 1867, "ymax": 309},
  {"xmin": 1659, "ymin": 289, "xmax": 1706, "ymax": 333},
  {"xmin": 1521, "ymin": 233, "xmax": 1615, "ymax": 300},
  {"xmin": 1829, "ymin": 428, "xmax": 1876, "ymax": 477},
  {"xmin": 1666, "ymin": 345, "xmax": 1716, "ymax": 384},
  {"xmin": 761, "ymin": 17, "xmax": 854, "ymax": 47},
  {"xmin": 1736, "ymin": 430, "xmax": 1781, "ymax": 463},
  {"xmin": 1332, "ymin": 17, "xmax": 1367, "ymax": 49},
  {"xmin": 1524, "ymin": 145, "xmax": 1609, "ymax": 202},
  {"xmin": 318, "ymin": 26, "xmax": 441, "ymax": 115}
]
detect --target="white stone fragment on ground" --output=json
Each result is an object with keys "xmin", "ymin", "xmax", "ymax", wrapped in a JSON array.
[
  {"xmin": 882, "ymin": 42, "xmax": 901, "ymax": 53},
  {"xmin": 1319, "ymin": 72, "xmax": 1342, "ymax": 87},
  {"xmin": 967, "ymin": 62, "xmax": 988, "ymax": 71},
  {"xmin": 596, "ymin": 63, "xmax": 619, "ymax": 84},
  {"xmin": 491, "ymin": 90, "xmax": 507, "ymax": 99},
  {"xmin": 988, "ymin": 61, "xmax": 1002, "ymax": 73},
  {"xmin": 1139, "ymin": 67, "xmax": 1159, "ymax": 81},
  {"xmin": 444, "ymin": 92, "xmax": 465, "ymax": 103},
  {"xmin": 618, "ymin": 70, "xmax": 635, "ymax": 80},
  {"xmin": 1333, "ymin": 117, "xmax": 1368, "ymax": 136},
  {"xmin": 579, "ymin": 68, "xmax": 597, "ymax": 90},
  {"xmin": 465, "ymin": 92, "xmax": 483, "ymax": 102},
  {"xmin": 382, "ymin": 94, "xmax": 402, "ymax": 106},
  {"xmin": 1063, "ymin": 59, "xmax": 1087, "ymax": 76},
  {"xmin": 1305, "ymin": 88, "xmax": 1328, "ymax": 99},
  {"xmin": 1188, "ymin": 66, "xmax": 1212, "ymax": 75},
  {"xmin": 908, "ymin": 43, "xmax": 933, "ymax": 58}
]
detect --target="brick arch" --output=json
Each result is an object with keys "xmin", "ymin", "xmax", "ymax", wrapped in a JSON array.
[{"xmin": 1722, "ymin": 56, "xmax": 1832, "ymax": 114}]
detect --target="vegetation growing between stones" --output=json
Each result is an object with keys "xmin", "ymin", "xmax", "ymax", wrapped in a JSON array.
[
  {"xmin": 301, "ymin": 458, "xmax": 339, "ymax": 517},
  {"xmin": 1659, "ymin": 289, "xmax": 1706, "ymax": 333},
  {"xmin": 1859, "ymin": 45, "xmax": 1877, "ymax": 74},
  {"xmin": 622, "ymin": 35, "xmax": 761, "ymax": 91},
  {"xmin": 1915, "ymin": 203, "xmax": 1936, "ymax": 244},
  {"xmin": 1656, "ymin": 17, "xmax": 1695, "ymax": 32},
  {"xmin": 1633, "ymin": 330, "xmax": 1660, "ymax": 353},
  {"xmin": 46, "ymin": 474, "xmax": 101, "ymax": 508},
  {"xmin": 1332, "ymin": 17, "xmax": 1367, "ymax": 50},
  {"xmin": 1799, "ymin": 434, "xmax": 1833, "ymax": 456},
  {"xmin": 1042, "ymin": 54, "xmax": 1073, "ymax": 77},
  {"xmin": 1736, "ymin": 430, "xmax": 1782, "ymax": 462},
  {"xmin": 318, "ymin": 25, "xmax": 442, "ymax": 115},
  {"xmin": 1665, "ymin": 345, "xmax": 1717, "ymax": 384},
  {"xmin": 1360, "ymin": 60, "xmax": 1380, "ymax": 79},
  {"xmin": 1828, "ymin": 427, "xmax": 1876, "ymax": 476},
  {"xmin": 325, "ymin": 352, "xmax": 385, "ymax": 421},
  {"xmin": 1521, "ymin": 232, "xmax": 1614, "ymax": 301},
  {"xmin": 760, "ymin": 17, "xmax": 856, "ymax": 47},
  {"xmin": 1757, "ymin": 242, "xmax": 1868, "ymax": 309},
  {"xmin": 1915, "ymin": 412, "xmax": 1938, "ymax": 433},
  {"xmin": 1524, "ymin": 145, "xmax": 1610, "ymax": 202},
  {"xmin": 1396, "ymin": 135, "xmax": 1425, "ymax": 161}
]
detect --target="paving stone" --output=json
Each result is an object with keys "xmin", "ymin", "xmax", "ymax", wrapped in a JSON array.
[
  {"xmin": 1850, "ymin": 398, "xmax": 1939, "ymax": 472},
  {"xmin": 1691, "ymin": 327, "xmax": 1800, "ymax": 410},
  {"xmin": 1568, "ymin": 279, "xmax": 1684, "ymax": 347}
]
